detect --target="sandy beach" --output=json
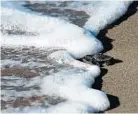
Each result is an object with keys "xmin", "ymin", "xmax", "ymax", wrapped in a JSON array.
[{"xmin": 100, "ymin": 3, "xmax": 138, "ymax": 112}]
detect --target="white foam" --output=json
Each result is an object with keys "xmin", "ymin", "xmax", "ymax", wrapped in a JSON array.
[
  {"xmin": 83, "ymin": 1, "xmax": 132, "ymax": 35},
  {"xmin": 40, "ymin": 51, "xmax": 109, "ymax": 112},
  {"xmin": 1, "ymin": 59, "xmax": 47, "ymax": 69},
  {"xmin": 1, "ymin": 1, "xmax": 103, "ymax": 59},
  {"xmin": 46, "ymin": 101, "xmax": 95, "ymax": 113}
]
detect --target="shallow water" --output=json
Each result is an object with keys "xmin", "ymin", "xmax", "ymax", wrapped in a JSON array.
[
  {"xmin": 1, "ymin": 2, "xmax": 93, "ymax": 112},
  {"xmin": 24, "ymin": 1, "xmax": 90, "ymax": 27},
  {"xmin": 1, "ymin": 47, "xmax": 73, "ymax": 111}
]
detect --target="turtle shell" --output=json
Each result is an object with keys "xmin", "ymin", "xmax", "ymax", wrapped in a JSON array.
[{"xmin": 92, "ymin": 53, "xmax": 113, "ymax": 62}]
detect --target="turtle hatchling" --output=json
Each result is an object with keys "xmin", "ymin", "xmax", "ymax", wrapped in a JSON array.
[{"xmin": 81, "ymin": 53, "xmax": 114, "ymax": 67}]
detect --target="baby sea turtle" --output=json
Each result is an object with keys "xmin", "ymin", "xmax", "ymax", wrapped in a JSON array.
[{"xmin": 81, "ymin": 53, "xmax": 114, "ymax": 67}]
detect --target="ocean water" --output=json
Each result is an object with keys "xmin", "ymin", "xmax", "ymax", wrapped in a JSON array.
[{"xmin": 1, "ymin": 1, "xmax": 131, "ymax": 113}]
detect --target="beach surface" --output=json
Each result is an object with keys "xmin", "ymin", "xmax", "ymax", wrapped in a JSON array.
[{"xmin": 102, "ymin": 6, "xmax": 138, "ymax": 113}]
